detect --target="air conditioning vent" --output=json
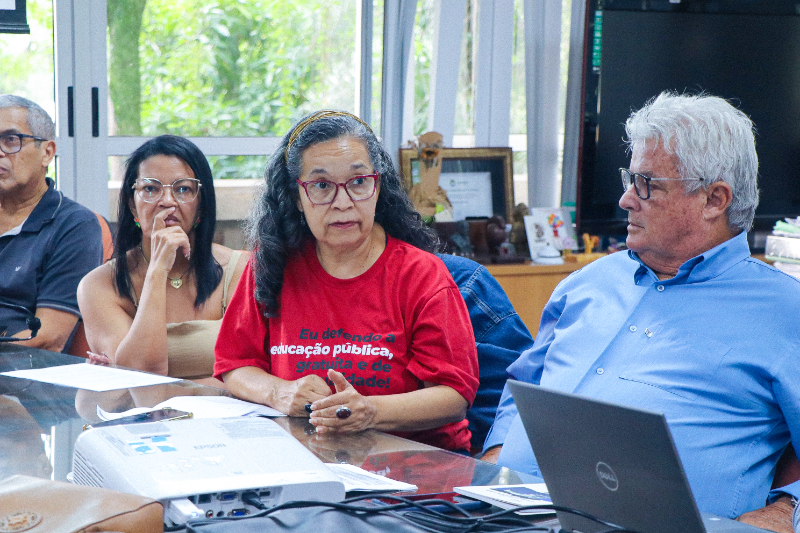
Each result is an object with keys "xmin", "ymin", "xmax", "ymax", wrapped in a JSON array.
[{"xmin": 72, "ymin": 449, "xmax": 103, "ymax": 487}]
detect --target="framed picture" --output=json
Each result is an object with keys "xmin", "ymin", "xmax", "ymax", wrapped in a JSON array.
[
  {"xmin": 399, "ymin": 147, "xmax": 514, "ymax": 222},
  {"xmin": 524, "ymin": 208, "xmax": 578, "ymax": 258}
]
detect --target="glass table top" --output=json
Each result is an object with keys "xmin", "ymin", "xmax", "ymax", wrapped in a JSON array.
[{"xmin": 0, "ymin": 343, "xmax": 535, "ymax": 494}]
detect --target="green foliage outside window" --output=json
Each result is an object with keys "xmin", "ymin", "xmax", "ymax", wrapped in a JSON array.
[
  {"xmin": 412, "ymin": 0, "xmax": 433, "ymax": 136},
  {"xmin": 0, "ymin": 0, "xmax": 54, "ymax": 113},
  {"xmin": 108, "ymin": 0, "xmax": 358, "ymax": 178}
]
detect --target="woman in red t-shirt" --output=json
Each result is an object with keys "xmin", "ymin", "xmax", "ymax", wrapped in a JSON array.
[{"xmin": 214, "ymin": 111, "xmax": 479, "ymax": 452}]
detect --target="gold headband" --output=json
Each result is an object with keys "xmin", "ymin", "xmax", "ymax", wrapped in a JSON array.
[{"xmin": 284, "ymin": 110, "xmax": 374, "ymax": 163}]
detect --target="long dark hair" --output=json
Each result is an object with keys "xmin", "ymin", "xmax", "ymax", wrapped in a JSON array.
[
  {"xmin": 246, "ymin": 111, "xmax": 437, "ymax": 316},
  {"xmin": 114, "ymin": 135, "xmax": 222, "ymax": 307}
]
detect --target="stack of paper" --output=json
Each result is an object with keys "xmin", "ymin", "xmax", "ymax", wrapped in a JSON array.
[
  {"xmin": 454, "ymin": 483, "xmax": 553, "ymax": 516},
  {"xmin": 771, "ymin": 218, "xmax": 800, "ymax": 239},
  {"xmin": 766, "ymin": 218, "xmax": 800, "ymax": 279}
]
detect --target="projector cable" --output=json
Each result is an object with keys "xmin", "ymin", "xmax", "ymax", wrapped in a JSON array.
[
  {"xmin": 241, "ymin": 491, "xmax": 268, "ymax": 510},
  {"xmin": 170, "ymin": 494, "xmax": 642, "ymax": 533}
]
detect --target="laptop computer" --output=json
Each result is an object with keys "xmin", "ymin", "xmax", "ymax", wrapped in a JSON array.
[{"xmin": 507, "ymin": 380, "xmax": 769, "ymax": 533}]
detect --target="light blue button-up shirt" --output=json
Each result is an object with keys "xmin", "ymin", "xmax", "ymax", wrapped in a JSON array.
[{"xmin": 484, "ymin": 231, "xmax": 800, "ymax": 518}]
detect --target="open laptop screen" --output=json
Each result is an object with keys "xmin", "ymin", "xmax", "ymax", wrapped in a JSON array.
[{"xmin": 507, "ymin": 380, "xmax": 764, "ymax": 533}]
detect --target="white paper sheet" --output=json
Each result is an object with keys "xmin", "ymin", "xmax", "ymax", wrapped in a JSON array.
[
  {"xmin": 97, "ymin": 395, "xmax": 285, "ymax": 420},
  {"xmin": 326, "ymin": 463, "xmax": 417, "ymax": 493},
  {"xmin": 1, "ymin": 363, "xmax": 181, "ymax": 391},
  {"xmin": 440, "ymin": 171, "xmax": 493, "ymax": 220}
]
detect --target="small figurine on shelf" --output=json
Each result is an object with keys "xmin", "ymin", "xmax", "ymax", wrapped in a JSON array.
[
  {"xmin": 583, "ymin": 233, "xmax": 600, "ymax": 254},
  {"xmin": 606, "ymin": 237, "xmax": 626, "ymax": 253},
  {"xmin": 485, "ymin": 215, "xmax": 507, "ymax": 255},
  {"xmin": 564, "ymin": 233, "xmax": 606, "ymax": 264},
  {"xmin": 450, "ymin": 220, "xmax": 474, "ymax": 257},
  {"xmin": 407, "ymin": 132, "xmax": 454, "ymax": 223},
  {"xmin": 509, "ymin": 203, "xmax": 530, "ymax": 257},
  {"xmin": 485, "ymin": 215, "xmax": 525, "ymax": 264}
]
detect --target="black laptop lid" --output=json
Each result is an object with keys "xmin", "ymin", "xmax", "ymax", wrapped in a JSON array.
[{"xmin": 508, "ymin": 380, "xmax": 706, "ymax": 533}]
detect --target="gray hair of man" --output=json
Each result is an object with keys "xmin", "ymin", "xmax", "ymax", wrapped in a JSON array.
[
  {"xmin": 624, "ymin": 91, "xmax": 759, "ymax": 232},
  {"xmin": 0, "ymin": 94, "xmax": 56, "ymax": 140}
]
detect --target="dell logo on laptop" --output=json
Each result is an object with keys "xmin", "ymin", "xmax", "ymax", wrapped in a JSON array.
[{"xmin": 596, "ymin": 462, "xmax": 619, "ymax": 491}]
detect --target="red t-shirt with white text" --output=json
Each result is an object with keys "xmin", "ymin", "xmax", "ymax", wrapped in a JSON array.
[{"xmin": 215, "ymin": 236, "xmax": 479, "ymax": 452}]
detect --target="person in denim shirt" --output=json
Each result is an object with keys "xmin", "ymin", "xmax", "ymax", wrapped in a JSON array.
[{"xmin": 437, "ymin": 253, "xmax": 533, "ymax": 452}]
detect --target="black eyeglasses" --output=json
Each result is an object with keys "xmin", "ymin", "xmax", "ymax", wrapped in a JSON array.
[
  {"xmin": 295, "ymin": 174, "xmax": 379, "ymax": 205},
  {"xmin": 0, "ymin": 133, "xmax": 48, "ymax": 155},
  {"xmin": 620, "ymin": 168, "xmax": 704, "ymax": 200}
]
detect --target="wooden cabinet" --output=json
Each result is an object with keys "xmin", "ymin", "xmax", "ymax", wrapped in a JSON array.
[
  {"xmin": 484, "ymin": 262, "xmax": 586, "ymax": 337},
  {"xmin": 486, "ymin": 255, "xmax": 774, "ymax": 338}
]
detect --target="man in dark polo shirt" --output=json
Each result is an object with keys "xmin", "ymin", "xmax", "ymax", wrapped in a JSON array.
[{"xmin": 0, "ymin": 95, "xmax": 103, "ymax": 352}]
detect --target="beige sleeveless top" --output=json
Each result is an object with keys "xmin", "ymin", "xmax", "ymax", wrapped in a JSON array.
[{"xmin": 120, "ymin": 250, "xmax": 243, "ymax": 379}]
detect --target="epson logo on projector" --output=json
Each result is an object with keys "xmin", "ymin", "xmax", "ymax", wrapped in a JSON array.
[
  {"xmin": 194, "ymin": 443, "xmax": 226, "ymax": 450},
  {"xmin": 595, "ymin": 462, "xmax": 619, "ymax": 491}
]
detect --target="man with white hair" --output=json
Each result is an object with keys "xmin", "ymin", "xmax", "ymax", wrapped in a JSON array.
[
  {"xmin": 482, "ymin": 92, "xmax": 800, "ymax": 532},
  {"xmin": 0, "ymin": 95, "xmax": 102, "ymax": 352}
]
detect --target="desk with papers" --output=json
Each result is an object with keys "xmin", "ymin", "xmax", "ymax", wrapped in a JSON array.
[{"xmin": 0, "ymin": 343, "xmax": 538, "ymax": 509}]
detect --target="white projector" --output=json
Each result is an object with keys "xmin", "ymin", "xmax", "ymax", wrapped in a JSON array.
[{"xmin": 72, "ymin": 417, "xmax": 345, "ymax": 522}]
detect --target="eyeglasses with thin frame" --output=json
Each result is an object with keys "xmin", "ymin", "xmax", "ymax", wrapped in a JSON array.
[
  {"xmin": 0, "ymin": 133, "xmax": 48, "ymax": 155},
  {"xmin": 295, "ymin": 174, "xmax": 379, "ymax": 205},
  {"xmin": 620, "ymin": 168, "xmax": 704, "ymax": 200},
  {"xmin": 132, "ymin": 178, "xmax": 202, "ymax": 204}
]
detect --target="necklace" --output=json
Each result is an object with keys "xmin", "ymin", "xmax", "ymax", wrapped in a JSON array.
[{"xmin": 139, "ymin": 245, "xmax": 190, "ymax": 289}]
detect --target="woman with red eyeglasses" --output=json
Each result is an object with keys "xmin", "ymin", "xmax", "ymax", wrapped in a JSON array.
[{"xmin": 214, "ymin": 111, "xmax": 479, "ymax": 453}]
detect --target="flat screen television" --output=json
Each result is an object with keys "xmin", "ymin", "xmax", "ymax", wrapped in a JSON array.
[{"xmin": 577, "ymin": 0, "xmax": 800, "ymax": 238}]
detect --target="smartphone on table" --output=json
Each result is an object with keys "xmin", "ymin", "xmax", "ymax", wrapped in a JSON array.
[{"xmin": 83, "ymin": 408, "xmax": 192, "ymax": 430}]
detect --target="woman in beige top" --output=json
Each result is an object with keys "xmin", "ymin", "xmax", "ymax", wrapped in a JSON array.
[{"xmin": 77, "ymin": 135, "xmax": 248, "ymax": 387}]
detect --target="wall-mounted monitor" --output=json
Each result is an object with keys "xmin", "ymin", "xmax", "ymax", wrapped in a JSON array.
[{"xmin": 577, "ymin": 0, "xmax": 800, "ymax": 237}]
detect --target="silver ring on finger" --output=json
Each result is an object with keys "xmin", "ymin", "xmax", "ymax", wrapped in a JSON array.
[{"xmin": 335, "ymin": 405, "xmax": 352, "ymax": 419}]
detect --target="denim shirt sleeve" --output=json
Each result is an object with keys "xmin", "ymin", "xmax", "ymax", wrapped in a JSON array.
[
  {"xmin": 437, "ymin": 254, "xmax": 534, "ymax": 449},
  {"xmin": 483, "ymin": 381, "xmax": 518, "ymax": 450},
  {"xmin": 468, "ymin": 275, "xmax": 534, "ymax": 446}
]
